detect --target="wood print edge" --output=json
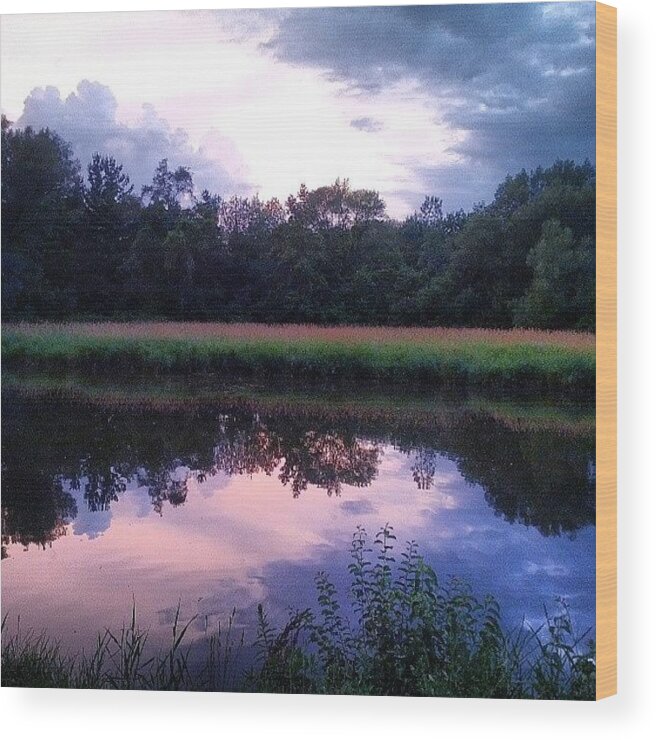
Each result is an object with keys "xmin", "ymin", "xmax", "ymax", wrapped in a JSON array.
[{"xmin": 595, "ymin": 1, "xmax": 617, "ymax": 701}]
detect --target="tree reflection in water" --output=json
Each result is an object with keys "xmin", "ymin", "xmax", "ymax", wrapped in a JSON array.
[
  {"xmin": 410, "ymin": 448, "xmax": 439, "ymax": 491},
  {"xmin": 1, "ymin": 387, "xmax": 595, "ymax": 555}
]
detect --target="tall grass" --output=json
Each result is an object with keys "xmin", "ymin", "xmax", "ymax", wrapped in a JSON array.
[
  {"xmin": 1, "ymin": 606, "xmax": 242, "ymax": 692},
  {"xmin": 2, "ymin": 322, "xmax": 595, "ymax": 390},
  {"xmin": 1, "ymin": 527, "xmax": 595, "ymax": 698},
  {"xmin": 3, "ymin": 321, "xmax": 596, "ymax": 348}
]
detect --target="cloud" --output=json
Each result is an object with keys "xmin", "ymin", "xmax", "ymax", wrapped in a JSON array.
[
  {"xmin": 350, "ymin": 116, "xmax": 384, "ymax": 133},
  {"xmin": 265, "ymin": 2, "xmax": 596, "ymax": 208},
  {"xmin": 70, "ymin": 487, "xmax": 112, "ymax": 540},
  {"xmin": 16, "ymin": 80, "xmax": 248, "ymax": 195},
  {"xmin": 4, "ymin": 4, "xmax": 596, "ymax": 215}
]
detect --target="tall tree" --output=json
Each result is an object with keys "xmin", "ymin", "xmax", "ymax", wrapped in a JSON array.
[
  {"xmin": 287, "ymin": 179, "xmax": 386, "ymax": 231},
  {"xmin": 76, "ymin": 154, "xmax": 140, "ymax": 313},
  {"xmin": 161, "ymin": 191, "xmax": 224, "ymax": 317},
  {"xmin": 1, "ymin": 116, "xmax": 83, "ymax": 316},
  {"xmin": 514, "ymin": 220, "xmax": 595, "ymax": 330},
  {"xmin": 141, "ymin": 159, "xmax": 193, "ymax": 211}
]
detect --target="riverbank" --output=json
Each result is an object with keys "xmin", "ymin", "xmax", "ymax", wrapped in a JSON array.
[{"xmin": 2, "ymin": 322, "xmax": 595, "ymax": 391}]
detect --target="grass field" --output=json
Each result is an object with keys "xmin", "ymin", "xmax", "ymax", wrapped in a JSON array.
[{"xmin": 1, "ymin": 322, "xmax": 595, "ymax": 391}]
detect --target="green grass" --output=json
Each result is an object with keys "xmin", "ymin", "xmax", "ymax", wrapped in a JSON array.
[
  {"xmin": 2, "ymin": 322, "xmax": 595, "ymax": 391},
  {"xmin": 2, "ymin": 526, "xmax": 595, "ymax": 699}
]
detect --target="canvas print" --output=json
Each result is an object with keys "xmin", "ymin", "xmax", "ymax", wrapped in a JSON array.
[{"xmin": 1, "ymin": 3, "xmax": 613, "ymax": 698}]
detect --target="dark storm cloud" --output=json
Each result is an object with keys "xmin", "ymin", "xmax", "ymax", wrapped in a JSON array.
[
  {"xmin": 350, "ymin": 116, "xmax": 384, "ymax": 133},
  {"xmin": 266, "ymin": 2, "xmax": 595, "ymax": 209},
  {"xmin": 16, "ymin": 80, "xmax": 245, "ymax": 195}
]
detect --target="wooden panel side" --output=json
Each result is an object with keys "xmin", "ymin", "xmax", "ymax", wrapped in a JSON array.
[{"xmin": 595, "ymin": 1, "xmax": 617, "ymax": 701}]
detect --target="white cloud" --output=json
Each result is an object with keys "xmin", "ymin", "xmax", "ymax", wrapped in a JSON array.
[{"xmin": 1, "ymin": 9, "xmax": 462, "ymax": 216}]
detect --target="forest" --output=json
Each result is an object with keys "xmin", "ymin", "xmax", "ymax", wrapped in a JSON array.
[{"xmin": 1, "ymin": 115, "xmax": 595, "ymax": 329}]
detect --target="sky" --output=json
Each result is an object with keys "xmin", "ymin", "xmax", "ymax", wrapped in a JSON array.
[{"xmin": 0, "ymin": 3, "xmax": 596, "ymax": 218}]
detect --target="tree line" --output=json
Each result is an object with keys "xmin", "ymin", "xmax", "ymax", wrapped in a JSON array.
[{"xmin": 1, "ymin": 115, "xmax": 595, "ymax": 329}]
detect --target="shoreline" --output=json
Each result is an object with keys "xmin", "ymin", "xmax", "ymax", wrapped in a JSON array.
[{"xmin": 2, "ymin": 322, "xmax": 596, "ymax": 392}]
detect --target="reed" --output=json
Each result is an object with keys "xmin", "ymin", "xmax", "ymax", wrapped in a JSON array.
[{"xmin": 2, "ymin": 322, "xmax": 595, "ymax": 391}]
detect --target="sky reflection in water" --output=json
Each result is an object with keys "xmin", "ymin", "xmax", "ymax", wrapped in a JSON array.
[{"xmin": 1, "ymin": 386, "xmax": 595, "ymax": 656}]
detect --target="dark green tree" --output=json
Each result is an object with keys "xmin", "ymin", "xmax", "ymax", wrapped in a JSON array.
[
  {"xmin": 76, "ymin": 154, "xmax": 140, "ymax": 313},
  {"xmin": 123, "ymin": 160, "xmax": 195, "ymax": 313},
  {"xmin": 514, "ymin": 220, "xmax": 595, "ymax": 330},
  {"xmin": 141, "ymin": 158, "xmax": 193, "ymax": 210},
  {"xmin": 161, "ymin": 191, "xmax": 224, "ymax": 316},
  {"xmin": 1, "ymin": 116, "xmax": 83, "ymax": 316},
  {"xmin": 0, "ymin": 119, "xmax": 597, "ymax": 329}
]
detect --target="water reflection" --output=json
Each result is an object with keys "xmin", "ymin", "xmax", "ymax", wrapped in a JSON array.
[
  {"xmin": 1, "ymin": 379, "xmax": 596, "ymax": 658},
  {"xmin": 1, "ymin": 385, "xmax": 594, "ymax": 555}
]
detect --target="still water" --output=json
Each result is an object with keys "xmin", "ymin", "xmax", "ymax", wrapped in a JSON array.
[{"xmin": 1, "ymin": 376, "xmax": 595, "ymax": 662}]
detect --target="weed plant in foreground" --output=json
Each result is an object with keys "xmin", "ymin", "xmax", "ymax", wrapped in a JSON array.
[
  {"xmin": 1, "ymin": 322, "xmax": 596, "ymax": 391},
  {"xmin": 1, "ymin": 526, "xmax": 595, "ymax": 698}
]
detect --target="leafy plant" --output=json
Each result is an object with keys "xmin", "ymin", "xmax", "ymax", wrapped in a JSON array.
[
  {"xmin": 2, "ymin": 528, "xmax": 595, "ymax": 699},
  {"xmin": 248, "ymin": 526, "xmax": 595, "ymax": 699}
]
